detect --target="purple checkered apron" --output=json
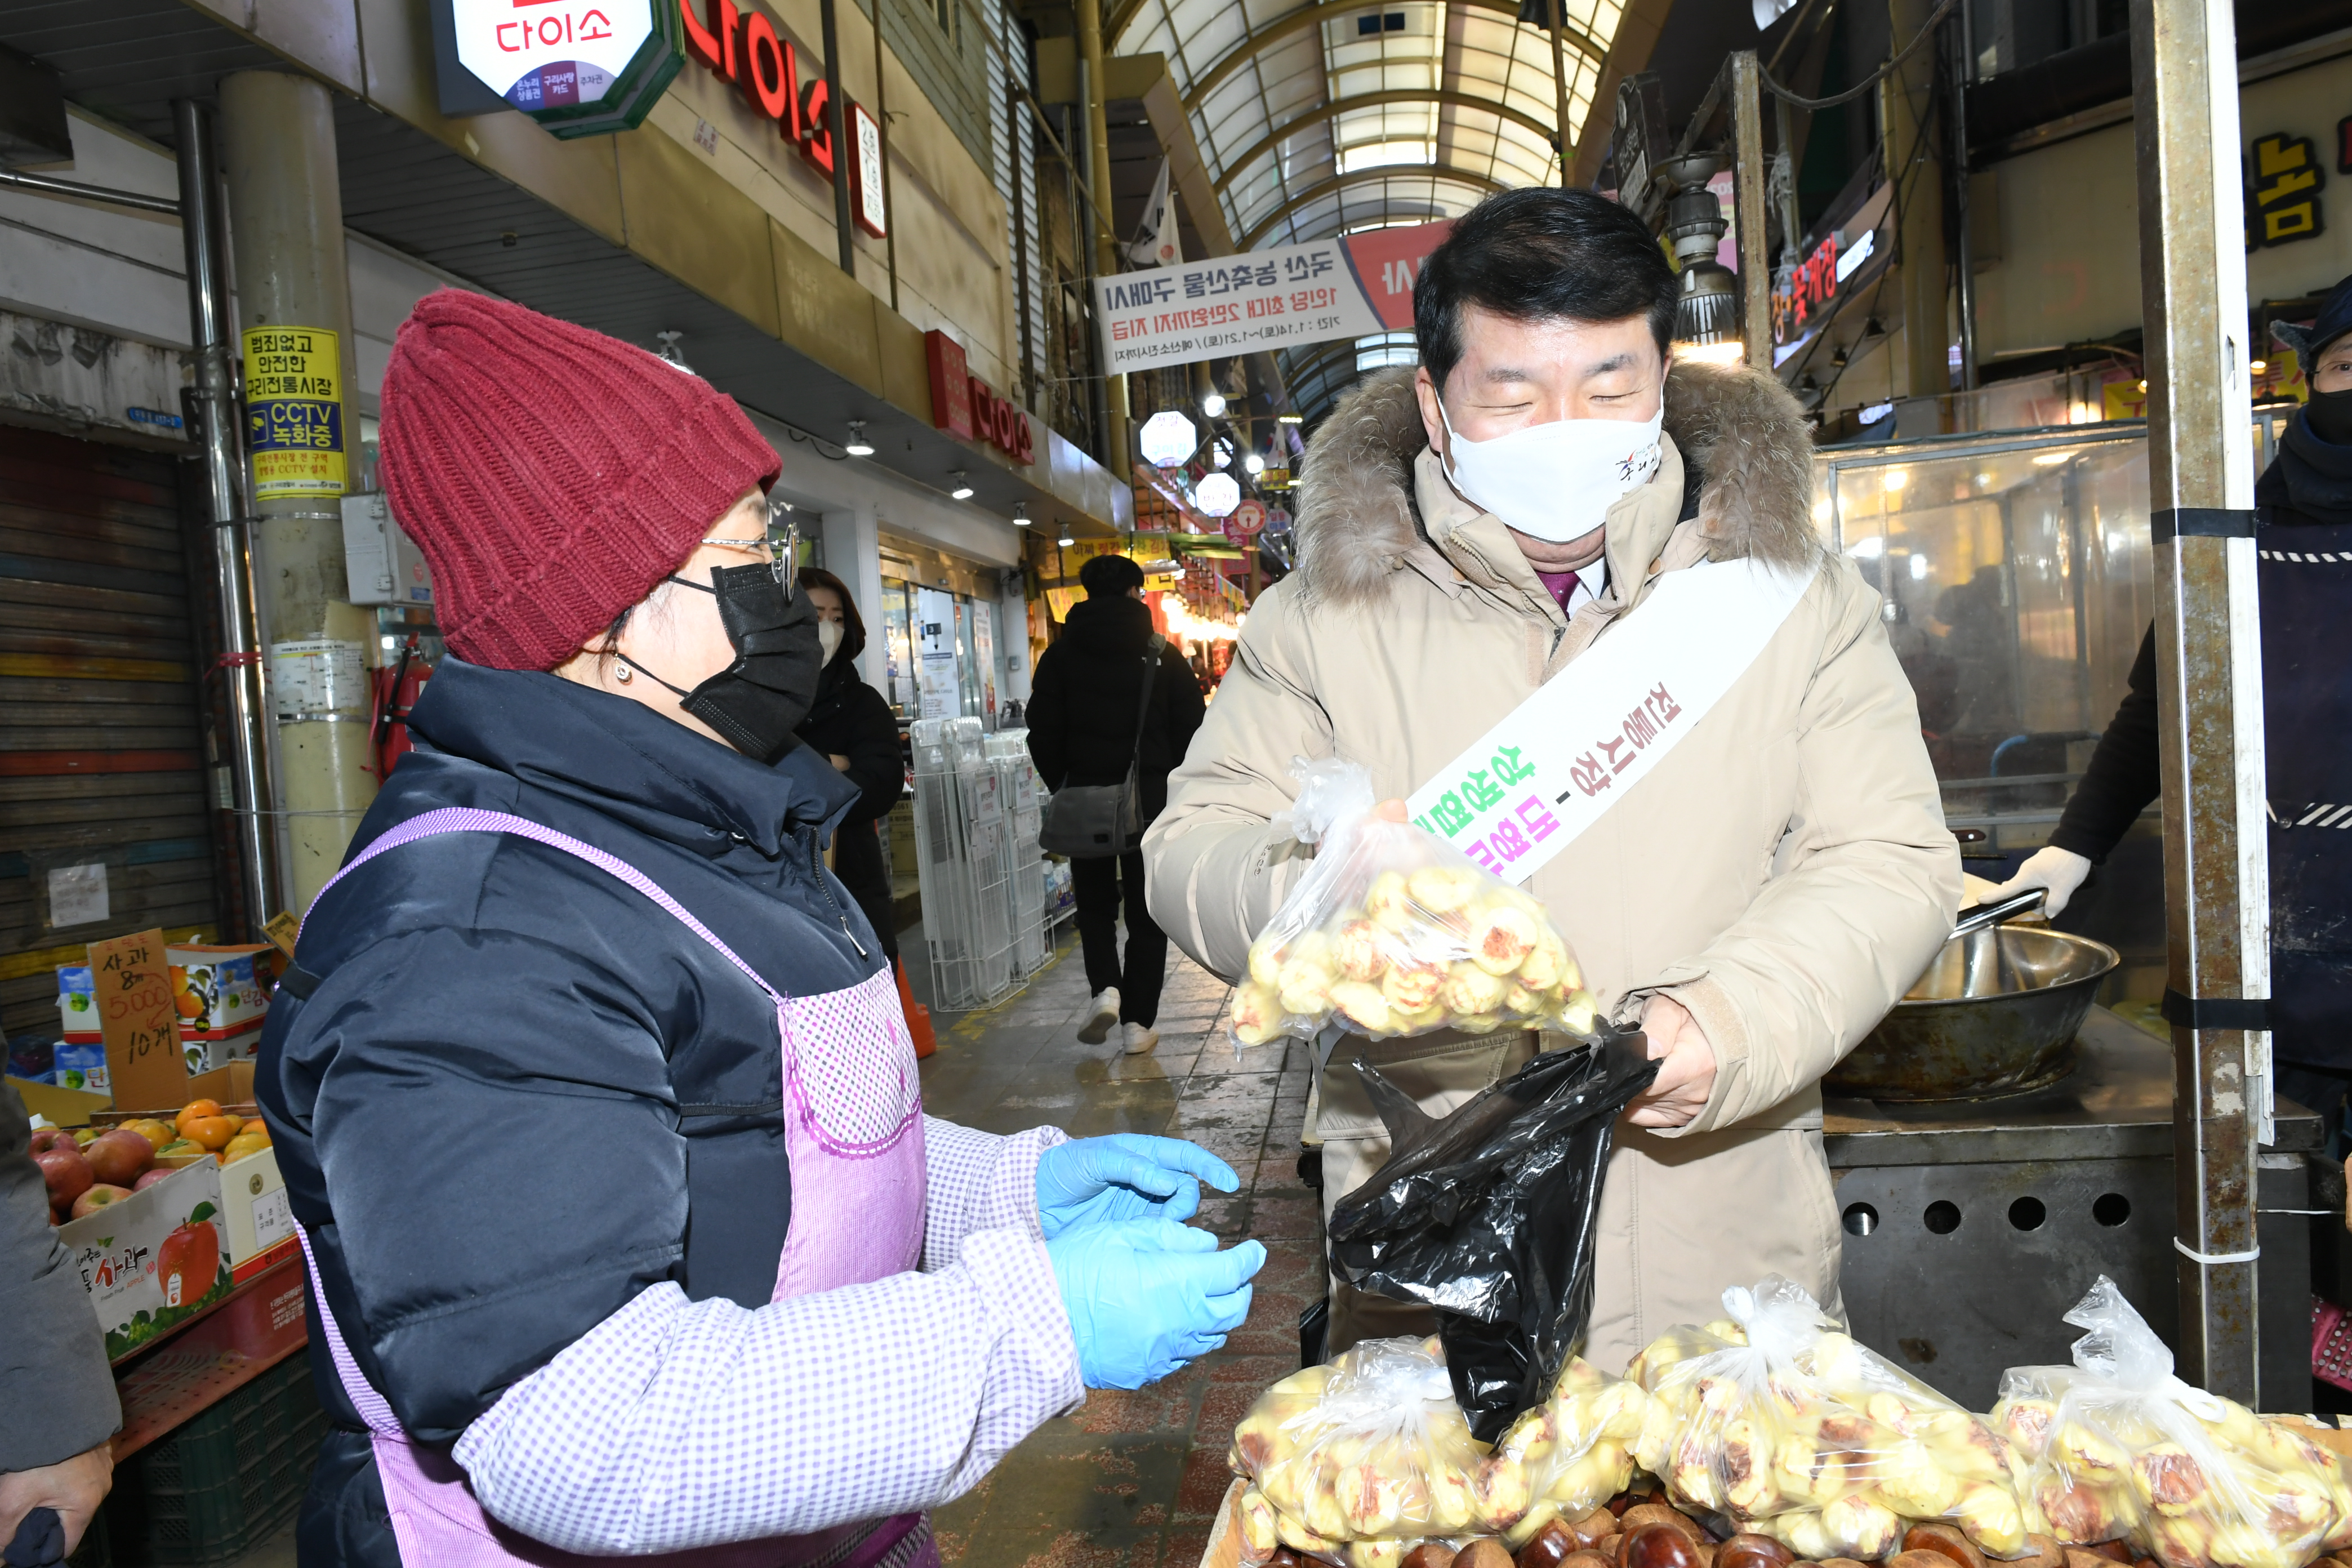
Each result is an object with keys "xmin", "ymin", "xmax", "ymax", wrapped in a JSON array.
[{"xmin": 291, "ymin": 808, "xmax": 934, "ymax": 1567}]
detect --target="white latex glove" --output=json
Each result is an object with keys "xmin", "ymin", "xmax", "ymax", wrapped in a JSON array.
[{"xmin": 1991, "ymin": 845, "xmax": 2094, "ymax": 917}]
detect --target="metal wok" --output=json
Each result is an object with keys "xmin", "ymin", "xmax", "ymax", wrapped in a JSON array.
[{"xmin": 1825, "ymin": 924, "xmax": 2122, "ymax": 1101}]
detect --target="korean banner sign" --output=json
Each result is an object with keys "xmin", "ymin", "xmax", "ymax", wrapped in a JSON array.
[{"xmin": 1092, "ymin": 221, "xmax": 1451, "ymax": 375}]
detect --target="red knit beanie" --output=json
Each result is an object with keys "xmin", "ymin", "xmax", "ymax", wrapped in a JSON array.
[{"xmin": 378, "ymin": 291, "xmax": 781, "ymax": 671}]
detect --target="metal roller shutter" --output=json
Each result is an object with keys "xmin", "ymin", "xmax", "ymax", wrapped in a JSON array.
[{"xmin": 0, "ymin": 423, "xmax": 221, "ymax": 1044}]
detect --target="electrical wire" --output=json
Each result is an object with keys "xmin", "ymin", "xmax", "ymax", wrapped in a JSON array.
[{"xmin": 1761, "ymin": 0, "xmax": 1956, "ymax": 110}]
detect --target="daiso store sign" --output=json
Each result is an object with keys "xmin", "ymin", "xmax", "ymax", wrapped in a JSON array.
[
  {"xmin": 454, "ymin": 0, "xmax": 650, "ymax": 106},
  {"xmin": 679, "ymin": 0, "xmax": 886, "ymax": 232},
  {"xmin": 446, "ymin": 0, "xmax": 683, "ymax": 136}
]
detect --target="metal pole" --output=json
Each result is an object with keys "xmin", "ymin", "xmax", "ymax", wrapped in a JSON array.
[
  {"xmin": 871, "ymin": 0, "xmax": 899, "ymax": 309},
  {"xmin": 1950, "ymin": 3, "xmax": 1980, "ymax": 393},
  {"xmin": 174, "ymin": 99, "xmax": 280, "ymax": 937},
  {"xmin": 1730, "ymin": 53, "xmax": 1772, "ymax": 370},
  {"xmin": 219, "ymin": 71, "xmax": 377, "ymax": 914},
  {"xmin": 2130, "ymin": 0, "xmax": 2268, "ymax": 1405},
  {"xmin": 1548, "ymin": 0, "xmax": 1574, "ymax": 186},
  {"xmin": 1888, "ymin": 0, "xmax": 1950, "ymax": 402},
  {"xmin": 1072, "ymin": 81, "xmax": 1115, "ymax": 465},
  {"xmin": 822, "ymin": 0, "xmax": 858, "ymax": 275},
  {"xmin": 1073, "ymin": 0, "xmax": 1132, "ymax": 479}
]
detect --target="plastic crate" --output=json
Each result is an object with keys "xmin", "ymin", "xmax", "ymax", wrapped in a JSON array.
[{"xmin": 108, "ymin": 1349, "xmax": 328, "ymax": 1565}]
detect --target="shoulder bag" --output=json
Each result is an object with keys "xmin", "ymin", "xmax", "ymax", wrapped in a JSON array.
[{"xmin": 1039, "ymin": 634, "xmax": 1165, "ymax": 858}]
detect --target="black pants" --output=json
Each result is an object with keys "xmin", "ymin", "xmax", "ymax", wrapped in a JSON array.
[
  {"xmin": 1072, "ymin": 849, "xmax": 1164, "ymax": 1026},
  {"xmin": 830, "ymin": 817, "xmax": 899, "ymax": 961}
]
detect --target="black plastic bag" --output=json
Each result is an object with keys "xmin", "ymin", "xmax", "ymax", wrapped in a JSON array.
[{"xmin": 1326, "ymin": 1027, "xmax": 1656, "ymax": 1444}]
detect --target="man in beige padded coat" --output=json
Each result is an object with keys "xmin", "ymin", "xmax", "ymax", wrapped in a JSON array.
[{"xmin": 1142, "ymin": 189, "xmax": 1959, "ymax": 1370}]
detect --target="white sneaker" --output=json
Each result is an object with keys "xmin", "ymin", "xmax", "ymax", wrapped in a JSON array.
[
  {"xmin": 1078, "ymin": 987, "xmax": 1120, "ymax": 1044},
  {"xmin": 1122, "ymin": 1022, "xmax": 1159, "ymax": 1055}
]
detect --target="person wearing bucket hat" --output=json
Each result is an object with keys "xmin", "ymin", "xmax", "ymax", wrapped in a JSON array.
[
  {"xmin": 1997, "ymin": 273, "xmax": 2352, "ymax": 1137},
  {"xmin": 254, "ymin": 291, "xmax": 1263, "ymax": 1568}
]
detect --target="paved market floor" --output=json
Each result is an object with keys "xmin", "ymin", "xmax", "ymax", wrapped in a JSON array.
[{"xmin": 910, "ymin": 921, "xmax": 1321, "ymax": 1568}]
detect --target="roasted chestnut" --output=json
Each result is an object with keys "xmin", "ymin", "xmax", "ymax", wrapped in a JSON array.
[
  {"xmin": 1566, "ymin": 1511, "xmax": 1618, "ymax": 1551},
  {"xmin": 1458, "ymin": 1539, "xmax": 1515, "ymax": 1568},
  {"xmin": 1900, "ymin": 1526, "xmax": 1986, "ymax": 1568},
  {"xmin": 1267, "ymin": 1554, "xmax": 1304, "ymax": 1568},
  {"xmin": 1563, "ymin": 1554, "xmax": 1614, "ymax": 1568},
  {"xmin": 1620, "ymin": 1522, "xmax": 1704, "ymax": 1568},
  {"xmin": 2086, "ymin": 1546, "xmax": 2133, "ymax": 1565},
  {"xmin": 2003, "ymin": 1539, "xmax": 2064, "ymax": 1568},
  {"xmin": 1618, "ymin": 1508, "xmax": 1703, "ymax": 1547},
  {"xmin": 1886, "ymin": 1551, "xmax": 1955, "ymax": 1568},
  {"xmin": 1716, "ymin": 1535, "xmax": 1794, "ymax": 1568},
  {"xmin": 1402, "ymin": 1545, "xmax": 1458, "ymax": 1568},
  {"xmin": 2062, "ymin": 1551, "xmax": 2114, "ymax": 1568},
  {"xmin": 1518, "ymin": 1521, "xmax": 1577, "ymax": 1568}
]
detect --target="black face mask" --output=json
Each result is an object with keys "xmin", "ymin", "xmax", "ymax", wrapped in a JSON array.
[
  {"xmin": 627, "ymin": 563, "xmax": 822, "ymax": 763},
  {"xmin": 2304, "ymin": 385, "xmax": 2352, "ymax": 447}
]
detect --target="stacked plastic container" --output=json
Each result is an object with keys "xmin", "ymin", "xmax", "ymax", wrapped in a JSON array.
[
  {"xmin": 911, "ymin": 718, "xmax": 1018, "ymax": 1009},
  {"xmin": 988, "ymin": 728, "xmax": 1049, "ymax": 977}
]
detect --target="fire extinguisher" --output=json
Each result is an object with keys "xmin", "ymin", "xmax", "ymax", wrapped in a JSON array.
[{"xmin": 367, "ymin": 640, "xmax": 432, "ymax": 779}]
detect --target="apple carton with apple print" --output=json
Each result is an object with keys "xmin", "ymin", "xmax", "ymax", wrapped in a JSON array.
[{"xmin": 59, "ymin": 1157, "xmax": 232, "ymax": 1359}]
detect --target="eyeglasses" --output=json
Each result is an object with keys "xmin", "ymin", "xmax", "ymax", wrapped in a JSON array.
[{"xmin": 700, "ymin": 495, "xmax": 800, "ymax": 588}]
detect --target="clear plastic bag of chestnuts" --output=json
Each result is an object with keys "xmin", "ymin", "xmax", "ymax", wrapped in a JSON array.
[
  {"xmin": 1227, "ymin": 1335, "xmax": 1649, "ymax": 1568},
  {"xmin": 1990, "ymin": 1276, "xmax": 2352, "ymax": 1568},
  {"xmin": 1228, "ymin": 760, "xmax": 1601, "ymax": 1050},
  {"xmin": 1625, "ymin": 1277, "xmax": 2029, "ymax": 1564}
]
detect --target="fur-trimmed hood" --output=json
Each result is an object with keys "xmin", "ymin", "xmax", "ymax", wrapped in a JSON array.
[{"xmin": 1290, "ymin": 360, "xmax": 1820, "ymax": 608}]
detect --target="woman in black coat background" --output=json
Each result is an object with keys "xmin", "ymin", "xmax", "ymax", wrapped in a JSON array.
[{"xmin": 796, "ymin": 568, "xmax": 906, "ymax": 959}]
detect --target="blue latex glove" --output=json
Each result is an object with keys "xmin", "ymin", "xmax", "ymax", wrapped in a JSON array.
[
  {"xmin": 1035, "ymin": 1134, "xmax": 1240, "ymax": 1239},
  {"xmin": 1046, "ymin": 1219, "xmax": 1264, "ymax": 1388}
]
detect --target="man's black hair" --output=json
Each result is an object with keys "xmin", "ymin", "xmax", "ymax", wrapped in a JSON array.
[
  {"xmin": 1079, "ymin": 551, "xmax": 1146, "ymax": 598},
  {"xmin": 1414, "ymin": 188, "xmax": 1678, "ymax": 393}
]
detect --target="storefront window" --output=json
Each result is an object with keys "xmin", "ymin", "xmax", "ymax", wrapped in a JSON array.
[{"xmin": 880, "ymin": 581, "xmax": 915, "ymax": 716}]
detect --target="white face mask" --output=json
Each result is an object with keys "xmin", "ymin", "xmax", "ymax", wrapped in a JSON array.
[
  {"xmin": 817, "ymin": 619, "xmax": 844, "ymax": 663},
  {"xmin": 1434, "ymin": 393, "xmax": 1665, "ymax": 544}
]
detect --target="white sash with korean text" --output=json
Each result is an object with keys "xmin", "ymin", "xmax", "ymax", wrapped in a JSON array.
[{"xmin": 1404, "ymin": 558, "xmax": 1817, "ymax": 885}]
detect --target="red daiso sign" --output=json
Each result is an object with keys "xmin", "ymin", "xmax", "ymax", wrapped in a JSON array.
[
  {"xmin": 924, "ymin": 331, "xmax": 1034, "ymax": 465},
  {"xmin": 678, "ymin": 0, "xmax": 884, "ymax": 232}
]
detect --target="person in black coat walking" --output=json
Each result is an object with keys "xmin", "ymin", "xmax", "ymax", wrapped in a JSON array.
[
  {"xmin": 1994, "ymin": 274, "xmax": 2352, "ymax": 1134},
  {"xmin": 795, "ymin": 568, "xmax": 906, "ymax": 960},
  {"xmin": 1027, "ymin": 554, "xmax": 1207, "ymax": 1053}
]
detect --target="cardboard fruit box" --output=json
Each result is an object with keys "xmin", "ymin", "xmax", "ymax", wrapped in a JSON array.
[{"xmin": 57, "ymin": 1157, "xmax": 233, "ymax": 1361}]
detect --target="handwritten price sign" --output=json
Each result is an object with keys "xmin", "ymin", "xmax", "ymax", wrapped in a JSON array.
[{"xmin": 88, "ymin": 928, "xmax": 188, "ymax": 1112}]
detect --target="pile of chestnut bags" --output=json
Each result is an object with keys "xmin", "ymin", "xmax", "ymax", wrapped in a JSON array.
[{"xmin": 1228, "ymin": 1278, "xmax": 2352, "ymax": 1568}]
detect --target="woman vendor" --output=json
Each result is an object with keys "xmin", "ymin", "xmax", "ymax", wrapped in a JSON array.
[
  {"xmin": 1994, "ymin": 273, "xmax": 2352, "ymax": 1136},
  {"xmin": 258, "ymin": 291, "xmax": 1263, "ymax": 1567}
]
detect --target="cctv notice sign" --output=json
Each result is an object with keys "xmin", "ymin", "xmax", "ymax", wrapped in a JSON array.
[
  {"xmin": 243, "ymin": 327, "xmax": 344, "ymax": 501},
  {"xmin": 1092, "ymin": 220, "xmax": 1452, "ymax": 374}
]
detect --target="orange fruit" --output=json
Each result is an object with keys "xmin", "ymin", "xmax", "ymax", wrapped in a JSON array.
[
  {"xmin": 222, "ymin": 1134, "xmax": 271, "ymax": 1164},
  {"xmin": 242, "ymin": 1116, "xmax": 269, "ymax": 1135},
  {"xmin": 168, "ymin": 965, "xmax": 188, "ymax": 990},
  {"xmin": 175, "ymin": 1099, "xmax": 223, "ymax": 1134},
  {"xmin": 175, "ymin": 990, "xmax": 205, "ymax": 1018},
  {"xmin": 180, "ymin": 1115, "xmax": 238, "ymax": 1151}
]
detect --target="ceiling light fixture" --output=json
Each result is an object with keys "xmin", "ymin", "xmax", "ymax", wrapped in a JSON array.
[
  {"xmin": 1201, "ymin": 391, "xmax": 1227, "ymax": 417},
  {"xmin": 1013, "ymin": 502, "xmax": 1032, "ymax": 526},
  {"xmin": 844, "ymin": 420, "xmax": 874, "ymax": 456},
  {"xmin": 950, "ymin": 471, "xmax": 975, "ymax": 500},
  {"xmin": 1244, "ymin": 453, "xmax": 1266, "ymax": 475},
  {"xmin": 1277, "ymin": 413, "xmax": 1303, "ymax": 425},
  {"xmin": 1058, "ymin": 525, "xmax": 1075, "ymax": 547}
]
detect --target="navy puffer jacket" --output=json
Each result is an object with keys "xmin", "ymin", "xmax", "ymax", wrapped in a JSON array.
[{"xmin": 257, "ymin": 657, "xmax": 874, "ymax": 1566}]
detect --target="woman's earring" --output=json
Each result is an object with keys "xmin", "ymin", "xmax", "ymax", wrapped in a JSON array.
[{"xmin": 615, "ymin": 662, "xmax": 633, "ymax": 684}]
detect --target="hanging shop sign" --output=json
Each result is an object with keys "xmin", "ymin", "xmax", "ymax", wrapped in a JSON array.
[
  {"xmin": 1138, "ymin": 409, "xmax": 1197, "ymax": 467},
  {"xmin": 1194, "ymin": 472, "xmax": 1241, "ymax": 518},
  {"xmin": 242, "ymin": 327, "xmax": 345, "ymax": 501},
  {"xmin": 444, "ymin": 0, "xmax": 684, "ymax": 136},
  {"xmin": 1092, "ymin": 220, "xmax": 1452, "ymax": 374},
  {"xmin": 1223, "ymin": 499, "xmax": 1266, "ymax": 543},
  {"xmin": 850, "ymin": 101, "xmax": 887, "ymax": 238},
  {"xmin": 923, "ymin": 331, "xmax": 1035, "ymax": 464},
  {"xmin": 1769, "ymin": 181, "xmax": 1893, "ymax": 359}
]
